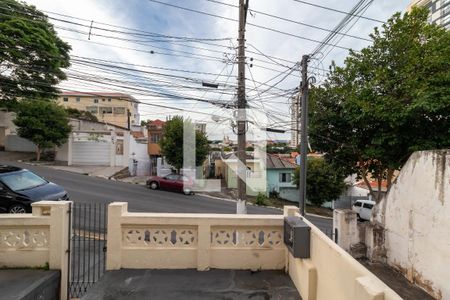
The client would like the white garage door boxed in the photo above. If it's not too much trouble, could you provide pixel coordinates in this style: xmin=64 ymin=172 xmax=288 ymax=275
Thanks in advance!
xmin=72 ymin=141 xmax=111 ymax=165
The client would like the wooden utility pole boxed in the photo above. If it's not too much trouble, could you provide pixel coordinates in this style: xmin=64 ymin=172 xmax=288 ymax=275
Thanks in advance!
xmin=236 ymin=0 xmax=249 ymax=214
xmin=298 ymin=54 xmax=310 ymax=216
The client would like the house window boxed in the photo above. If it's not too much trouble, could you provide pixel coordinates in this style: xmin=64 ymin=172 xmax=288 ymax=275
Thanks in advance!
xmin=76 ymin=97 xmax=81 ymax=102
xmin=102 ymin=98 xmax=106 ymax=102
xmin=108 ymin=98 xmax=112 ymax=102
xmin=279 ymin=173 xmax=292 ymax=183
xmin=94 ymin=98 xmax=99 ymax=103
xmin=86 ymin=106 xmax=98 ymax=114
xmin=150 ymin=134 xmax=160 ymax=143
xmin=113 ymin=107 xmax=126 ymax=114
xmin=63 ymin=97 xmax=69 ymax=102
xmin=100 ymin=107 xmax=113 ymax=114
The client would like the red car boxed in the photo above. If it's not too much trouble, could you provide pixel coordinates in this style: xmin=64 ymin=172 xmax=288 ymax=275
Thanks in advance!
xmin=146 ymin=174 xmax=194 ymax=195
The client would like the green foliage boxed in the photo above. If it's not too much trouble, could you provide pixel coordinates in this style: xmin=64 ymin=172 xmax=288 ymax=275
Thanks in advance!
xmin=255 ymin=192 xmax=267 ymax=206
xmin=65 ymin=107 xmax=98 ymax=122
xmin=223 ymin=146 xmax=232 ymax=152
xmin=14 ymin=100 xmax=71 ymax=161
xmin=293 ymin=158 xmax=346 ymax=207
xmin=267 ymin=142 xmax=291 ymax=154
xmin=245 ymin=146 xmax=254 ymax=151
xmin=0 ymin=0 xmax=71 ymax=101
xmin=309 ymin=8 xmax=450 ymax=200
xmin=141 ymin=120 xmax=149 ymax=127
xmin=159 ymin=116 xmax=210 ymax=171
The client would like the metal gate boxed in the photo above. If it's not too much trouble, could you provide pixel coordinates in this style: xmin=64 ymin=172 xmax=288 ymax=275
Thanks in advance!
xmin=68 ymin=202 xmax=108 ymax=298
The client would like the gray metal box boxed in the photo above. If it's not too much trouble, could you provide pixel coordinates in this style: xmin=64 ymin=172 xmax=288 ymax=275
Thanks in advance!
xmin=284 ymin=216 xmax=311 ymax=258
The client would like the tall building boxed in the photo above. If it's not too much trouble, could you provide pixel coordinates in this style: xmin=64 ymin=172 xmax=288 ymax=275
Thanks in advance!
xmin=57 ymin=92 xmax=140 ymax=128
xmin=290 ymin=94 xmax=300 ymax=148
xmin=408 ymin=0 xmax=450 ymax=29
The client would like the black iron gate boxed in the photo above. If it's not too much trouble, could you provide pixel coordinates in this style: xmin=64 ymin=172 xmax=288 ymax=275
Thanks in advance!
xmin=68 ymin=202 xmax=108 ymax=298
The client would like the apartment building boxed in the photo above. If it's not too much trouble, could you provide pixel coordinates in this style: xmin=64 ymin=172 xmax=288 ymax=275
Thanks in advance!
xmin=408 ymin=0 xmax=450 ymax=29
xmin=57 ymin=92 xmax=140 ymax=128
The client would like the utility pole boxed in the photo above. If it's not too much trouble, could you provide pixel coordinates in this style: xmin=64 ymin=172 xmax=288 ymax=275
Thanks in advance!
xmin=236 ymin=0 xmax=249 ymax=214
xmin=298 ymin=54 xmax=310 ymax=216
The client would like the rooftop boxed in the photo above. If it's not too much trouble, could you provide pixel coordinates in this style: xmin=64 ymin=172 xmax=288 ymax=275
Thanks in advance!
xmin=60 ymin=91 xmax=137 ymax=101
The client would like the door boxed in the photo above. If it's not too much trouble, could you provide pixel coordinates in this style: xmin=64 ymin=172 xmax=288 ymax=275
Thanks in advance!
xmin=160 ymin=174 xmax=178 ymax=190
xmin=361 ymin=203 xmax=374 ymax=220
xmin=72 ymin=141 xmax=111 ymax=165
xmin=0 ymin=183 xmax=14 ymax=213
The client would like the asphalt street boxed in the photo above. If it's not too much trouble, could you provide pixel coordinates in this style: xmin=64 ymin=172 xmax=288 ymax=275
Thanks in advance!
xmin=2 ymin=160 xmax=333 ymax=232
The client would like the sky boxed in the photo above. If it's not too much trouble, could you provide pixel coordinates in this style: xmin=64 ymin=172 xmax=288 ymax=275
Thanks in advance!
xmin=22 ymin=0 xmax=411 ymax=141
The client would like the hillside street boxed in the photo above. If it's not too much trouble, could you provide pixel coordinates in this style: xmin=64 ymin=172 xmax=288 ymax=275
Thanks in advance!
xmin=0 ymin=155 xmax=332 ymax=233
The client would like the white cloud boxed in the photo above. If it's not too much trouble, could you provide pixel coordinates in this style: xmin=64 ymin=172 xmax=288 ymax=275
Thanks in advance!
xmin=23 ymin=0 xmax=410 ymax=140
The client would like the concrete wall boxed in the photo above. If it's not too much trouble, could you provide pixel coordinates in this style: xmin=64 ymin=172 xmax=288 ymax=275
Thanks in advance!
xmin=5 ymin=135 xmax=37 ymax=152
xmin=285 ymin=207 xmax=401 ymax=300
xmin=374 ymin=150 xmax=450 ymax=299
xmin=0 ymin=201 xmax=71 ymax=300
xmin=129 ymin=137 xmax=150 ymax=176
xmin=106 ymin=202 xmax=285 ymax=271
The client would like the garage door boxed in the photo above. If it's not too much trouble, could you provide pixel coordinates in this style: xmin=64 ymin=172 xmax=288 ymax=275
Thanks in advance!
xmin=72 ymin=141 xmax=111 ymax=165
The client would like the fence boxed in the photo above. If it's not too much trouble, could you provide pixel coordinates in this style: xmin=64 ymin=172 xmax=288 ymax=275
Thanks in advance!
xmin=106 ymin=202 xmax=285 ymax=271
xmin=69 ymin=202 xmax=108 ymax=298
xmin=0 ymin=201 xmax=71 ymax=300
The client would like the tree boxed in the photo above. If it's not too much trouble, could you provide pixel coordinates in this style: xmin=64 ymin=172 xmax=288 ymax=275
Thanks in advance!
xmin=14 ymin=100 xmax=71 ymax=161
xmin=293 ymin=158 xmax=346 ymax=207
xmin=65 ymin=107 xmax=98 ymax=122
xmin=159 ymin=116 xmax=210 ymax=172
xmin=309 ymin=8 xmax=450 ymax=202
xmin=0 ymin=0 xmax=71 ymax=101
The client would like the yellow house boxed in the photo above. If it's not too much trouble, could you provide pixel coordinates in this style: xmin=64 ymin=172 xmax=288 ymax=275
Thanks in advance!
xmin=57 ymin=92 xmax=140 ymax=128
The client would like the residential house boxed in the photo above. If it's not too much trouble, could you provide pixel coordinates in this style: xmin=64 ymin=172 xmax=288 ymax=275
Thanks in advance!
xmin=55 ymin=118 xmax=131 ymax=167
xmin=221 ymin=152 xmax=266 ymax=196
xmin=147 ymin=119 xmax=171 ymax=176
xmin=266 ymin=153 xmax=298 ymax=202
xmin=0 ymin=109 xmax=37 ymax=152
xmin=57 ymin=92 xmax=140 ymax=128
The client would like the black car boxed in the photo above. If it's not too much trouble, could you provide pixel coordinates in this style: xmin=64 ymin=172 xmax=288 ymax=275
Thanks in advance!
xmin=0 ymin=165 xmax=68 ymax=213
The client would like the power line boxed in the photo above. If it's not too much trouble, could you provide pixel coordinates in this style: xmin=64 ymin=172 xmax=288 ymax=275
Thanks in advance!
xmin=292 ymin=0 xmax=384 ymax=23
xmin=204 ymin=0 xmax=371 ymax=42
xmin=147 ymin=0 xmax=352 ymax=51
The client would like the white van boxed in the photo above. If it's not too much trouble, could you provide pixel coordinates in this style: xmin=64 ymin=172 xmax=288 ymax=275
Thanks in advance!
xmin=352 ymin=200 xmax=375 ymax=221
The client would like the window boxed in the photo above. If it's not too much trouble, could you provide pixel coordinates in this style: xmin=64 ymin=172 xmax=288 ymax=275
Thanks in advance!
xmin=353 ymin=201 xmax=362 ymax=207
xmin=94 ymin=98 xmax=99 ymax=103
xmin=76 ymin=97 xmax=81 ymax=102
xmin=100 ymin=107 xmax=113 ymax=114
xmin=279 ymin=172 xmax=291 ymax=183
xmin=150 ymin=134 xmax=160 ymax=143
xmin=0 ymin=170 xmax=47 ymax=192
xmin=363 ymin=203 xmax=374 ymax=209
xmin=164 ymin=174 xmax=178 ymax=181
xmin=108 ymin=98 xmax=112 ymax=102
xmin=63 ymin=97 xmax=69 ymax=102
xmin=113 ymin=107 xmax=126 ymax=114
xmin=86 ymin=106 xmax=98 ymax=114
xmin=102 ymin=98 xmax=106 ymax=102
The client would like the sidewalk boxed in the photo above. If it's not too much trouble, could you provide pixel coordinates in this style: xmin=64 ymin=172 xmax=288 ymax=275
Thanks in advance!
xmin=46 ymin=165 xmax=125 ymax=179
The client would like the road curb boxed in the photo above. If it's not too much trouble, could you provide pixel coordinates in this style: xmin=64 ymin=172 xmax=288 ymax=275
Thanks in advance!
xmin=305 ymin=213 xmax=333 ymax=220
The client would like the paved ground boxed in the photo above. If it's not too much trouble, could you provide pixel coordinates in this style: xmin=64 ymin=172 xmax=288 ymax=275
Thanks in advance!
xmin=82 ymin=269 xmax=301 ymax=300
xmin=0 ymin=270 xmax=60 ymax=300
xmin=0 ymin=154 xmax=332 ymax=232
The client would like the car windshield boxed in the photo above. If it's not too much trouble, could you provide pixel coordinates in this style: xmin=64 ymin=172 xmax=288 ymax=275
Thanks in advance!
xmin=0 ymin=170 xmax=47 ymax=192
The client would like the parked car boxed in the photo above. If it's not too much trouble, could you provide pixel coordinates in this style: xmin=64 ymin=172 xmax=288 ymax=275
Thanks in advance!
xmin=352 ymin=199 xmax=375 ymax=221
xmin=0 ymin=165 xmax=69 ymax=213
xmin=146 ymin=174 xmax=194 ymax=195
